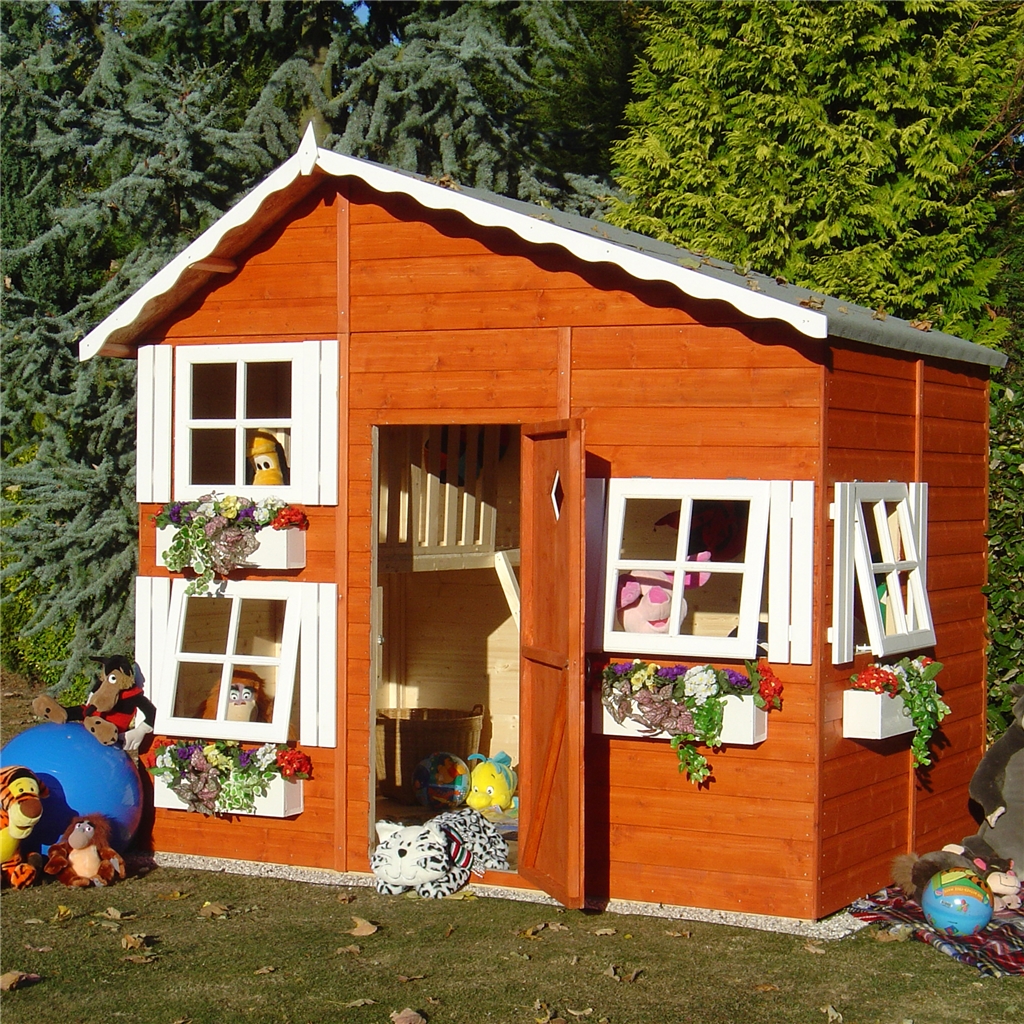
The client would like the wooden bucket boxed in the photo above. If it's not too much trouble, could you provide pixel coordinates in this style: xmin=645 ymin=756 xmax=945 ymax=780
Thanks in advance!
xmin=375 ymin=704 xmax=484 ymax=804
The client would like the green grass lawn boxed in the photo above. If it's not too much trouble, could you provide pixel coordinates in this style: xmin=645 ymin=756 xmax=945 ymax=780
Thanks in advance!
xmin=2 ymin=672 xmax=1022 ymax=1023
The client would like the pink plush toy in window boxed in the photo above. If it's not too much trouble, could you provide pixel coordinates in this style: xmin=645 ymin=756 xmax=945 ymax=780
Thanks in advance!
xmin=616 ymin=553 xmax=711 ymax=634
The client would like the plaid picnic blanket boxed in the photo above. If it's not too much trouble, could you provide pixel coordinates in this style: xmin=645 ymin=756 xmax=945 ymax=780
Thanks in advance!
xmin=849 ymin=887 xmax=1024 ymax=977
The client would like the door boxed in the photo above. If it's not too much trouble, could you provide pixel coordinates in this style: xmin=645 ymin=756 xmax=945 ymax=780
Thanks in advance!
xmin=518 ymin=420 xmax=586 ymax=907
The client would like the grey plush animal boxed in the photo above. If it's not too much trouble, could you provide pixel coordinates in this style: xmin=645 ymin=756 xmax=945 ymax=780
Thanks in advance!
xmin=961 ymin=684 xmax=1024 ymax=869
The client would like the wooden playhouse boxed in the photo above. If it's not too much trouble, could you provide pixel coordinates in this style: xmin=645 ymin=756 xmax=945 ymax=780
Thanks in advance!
xmin=80 ymin=127 xmax=1006 ymax=920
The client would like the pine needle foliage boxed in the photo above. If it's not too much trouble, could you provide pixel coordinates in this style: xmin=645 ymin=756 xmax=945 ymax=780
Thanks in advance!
xmin=2 ymin=1 xmax=639 ymax=691
xmin=609 ymin=0 xmax=1024 ymax=344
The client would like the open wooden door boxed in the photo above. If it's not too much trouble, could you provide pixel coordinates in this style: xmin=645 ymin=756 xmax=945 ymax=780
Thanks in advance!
xmin=518 ymin=420 xmax=586 ymax=908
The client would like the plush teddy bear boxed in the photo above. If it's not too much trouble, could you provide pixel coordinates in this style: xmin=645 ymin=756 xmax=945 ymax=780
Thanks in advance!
xmin=44 ymin=815 xmax=125 ymax=887
xmin=1 ymin=766 xmax=49 ymax=889
xmin=32 ymin=656 xmax=156 ymax=750
xmin=960 ymin=684 xmax=1024 ymax=869
xmin=370 ymin=808 xmax=509 ymax=898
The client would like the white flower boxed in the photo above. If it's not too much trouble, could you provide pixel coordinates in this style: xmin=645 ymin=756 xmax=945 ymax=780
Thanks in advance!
xmin=253 ymin=743 xmax=278 ymax=770
xmin=683 ymin=665 xmax=719 ymax=705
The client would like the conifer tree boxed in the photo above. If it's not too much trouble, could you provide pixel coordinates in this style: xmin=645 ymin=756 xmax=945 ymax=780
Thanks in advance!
xmin=609 ymin=0 xmax=1024 ymax=343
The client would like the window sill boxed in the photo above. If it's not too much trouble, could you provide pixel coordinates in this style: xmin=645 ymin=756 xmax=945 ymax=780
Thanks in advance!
xmin=153 ymin=774 xmax=304 ymax=817
xmin=155 ymin=525 xmax=307 ymax=571
xmin=842 ymin=690 xmax=915 ymax=740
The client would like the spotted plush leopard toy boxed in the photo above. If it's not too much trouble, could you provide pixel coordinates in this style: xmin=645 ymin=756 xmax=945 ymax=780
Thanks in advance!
xmin=370 ymin=807 xmax=509 ymax=898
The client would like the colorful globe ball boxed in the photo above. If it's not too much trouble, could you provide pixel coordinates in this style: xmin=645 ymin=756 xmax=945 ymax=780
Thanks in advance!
xmin=412 ymin=752 xmax=469 ymax=810
xmin=1 ymin=723 xmax=143 ymax=854
xmin=921 ymin=869 xmax=993 ymax=936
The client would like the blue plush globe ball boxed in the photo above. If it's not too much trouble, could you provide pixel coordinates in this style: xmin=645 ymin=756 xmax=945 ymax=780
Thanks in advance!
xmin=412 ymin=752 xmax=470 ymax=810
xmin=1 ymin=722 xmax=143 ymax=854
xmin=921 ymin=869 xmax=993 ymax=936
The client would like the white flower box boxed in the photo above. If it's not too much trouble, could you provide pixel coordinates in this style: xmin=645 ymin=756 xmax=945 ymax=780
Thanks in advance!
xmin=718 ymin=694 xmax=768 ymax=746
xmin=155 ymin=525 xmax=306 ymax=570
xmin=842 ymin=689 xmax=915 ymax=740
xmin=593 ymin=694 xmax=766 ymax=746
xmin=152 ymin=774 xmax=304 ymax=817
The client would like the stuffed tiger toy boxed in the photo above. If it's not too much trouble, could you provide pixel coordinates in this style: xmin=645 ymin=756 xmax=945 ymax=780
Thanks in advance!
xmin=1 ymin=765 xmax=49 ymax=889
xmin=370 ymin=807 xmax=509 ymax=898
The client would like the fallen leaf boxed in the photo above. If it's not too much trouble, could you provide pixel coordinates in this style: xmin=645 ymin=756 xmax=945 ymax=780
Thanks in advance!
xmin=23 ymin=919 xmax=44 ymax=926
xmin=254 ymin=966 xmax=275 ymax=975
xmin=171 ymin=1018 xmax=193 ymax=1024
xmin=52 ymin=905 xmax=74 ymax=923
xmin=625 ymin=968 xmax=643 ymax=983
xmin=1 ymin=971 xmax=42 ymax=992
xmin=602 ymin=964 xmax=620 ymax=981
xmin=100 ymin=922 xmax=121 ymax=931
xmin=123 ymin=954 xmax=157 ymax=964
xmin=442 ymin=890 xmax=476 ymax=900
xmin=512 ymin=951 xmax=531 ymax=960
xmin=397 ymin=974 xmax=425 ymax=983
xmin=534 ymin=1001 xmax=554 ymax=1023
xmin=521 ymin=923 xmax=547 ymax=939
xmin=820 ymin=1006 xmax=843 ymax=1024
xmin=344 ymin=998 xmax=375 ymax=1007
xmin=443 ymin=924 xmax=454 ymax=938
xmin=665 ymin=929 xmax=691 ymax=938
xmin=94 ymin=906 xmax=133 ymax=920
xmin=593 ymin=928 xmax=616 ymax=936
xmin=23 ymin=944 xmax=53 ymax=953
xmin=567 ymin=1010 xmax=593 ymax=1018
xmin=158 ymin=891 xmax=189 ymax=900
xmin=570 ymin=955 xmax=580 ymax=965
xmin=336 ymin=892 xmax=356 ymax=904
xmin=753 ymin=983 xmax=780 ymax=992
xmin=547 ymin=922 xmax=570 ymax=932
xmin=198 ymin=902 xmax=230 ymax=919
xmin=347 ymin=916 xmax=378 ymax=936
xmin=335 ymin=944 xmax=361 ymax=955
xmin=873 ymin=925 xmax=912 ymax=943
xmin=390 ymin=1010 xmax=426 ymax=1024
xmin=427 ymin=995 xmax=441 ymax=1004
xmin=121 ymin=934 xmax=150 ymax=951
xmin=803 ymin=942 xmax=827 ymax=955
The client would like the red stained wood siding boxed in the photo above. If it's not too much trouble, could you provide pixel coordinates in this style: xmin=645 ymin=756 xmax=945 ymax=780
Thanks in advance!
xmin=138 ymin=177 xmax=992 ymax=921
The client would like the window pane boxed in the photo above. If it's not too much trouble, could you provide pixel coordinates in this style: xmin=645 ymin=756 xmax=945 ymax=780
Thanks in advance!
xmin=863 ymin=503 xmax=884 ymax=561
xmin=245 ymin=361 xmax=292 ymax=419
xmin=244 ymin=428 xmax=290 ymax=487
xmin=680 ymin=572 xmax=742 ymax=638
xmin=619 ymin=498 xmax=681 ymax=560
xmin=181 ymin=597 xmax=231 ymax=654
xmin=687 ymin=500 xmax=749 ymax=563
xmin=235 ymin=599 xmax=286 ymax=656
xmin=612 ymin=568 xmax=675 ymax=634
xmin=173 ymin=661 xmax=224 ymax=719
xmin=192 ymin=363 xmax=236 ymax=418
xmin=191 ymin=428 xmax=236 ymax=485
xmin=228 ymin=665 xmax=277 ymax=723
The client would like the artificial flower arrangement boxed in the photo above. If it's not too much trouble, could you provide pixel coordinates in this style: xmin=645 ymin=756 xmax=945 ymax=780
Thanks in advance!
xmin=141 ymin=738 xmax=313 ymax=816
xmin=154 ymin=493 xmax=309 ymax=596
xmin=849 ymin=656 xmax=950 ymax=767
xmin=601 ymin=659 xmax=783 ymax=785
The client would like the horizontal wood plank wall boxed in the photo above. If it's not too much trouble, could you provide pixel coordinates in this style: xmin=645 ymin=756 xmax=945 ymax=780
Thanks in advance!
xmin=142 ymin=184 xmax=343 ymax=867
xmin=344 ymin=182 xmax=825 ymax=912
xmin=818 ymin=346 xmax=989 ymax=916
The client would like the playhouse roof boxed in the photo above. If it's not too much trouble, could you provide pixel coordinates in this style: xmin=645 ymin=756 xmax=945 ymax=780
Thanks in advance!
xmin=80 ymin=125 xmax=1007 ymax=368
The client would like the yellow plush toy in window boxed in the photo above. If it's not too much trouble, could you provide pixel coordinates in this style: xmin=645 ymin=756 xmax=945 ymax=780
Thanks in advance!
xmin=247 ymin=430 xmax=286 ymax=486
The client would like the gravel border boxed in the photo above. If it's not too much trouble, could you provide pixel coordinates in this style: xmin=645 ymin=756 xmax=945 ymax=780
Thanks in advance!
xmin=149 ymin=851 xmax=865 ymax=940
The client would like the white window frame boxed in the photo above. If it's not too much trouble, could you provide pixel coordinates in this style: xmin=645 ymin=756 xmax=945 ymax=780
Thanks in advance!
xmin=602 ymin=478 xmax=772 ymax=660
xmin=150 ymin=577 xmax=337 ymax=746
xmin=831 ymin=481 xmax=935 ymax=664
xmin=152 ymin=340 xmax=338 ymax=505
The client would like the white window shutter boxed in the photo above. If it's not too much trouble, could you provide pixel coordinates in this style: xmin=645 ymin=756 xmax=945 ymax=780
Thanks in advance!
xmin=136 ymin=345 xmax=172 ymax=503
xmin=318 ymin=340 xmax=340 ymax=505
xmin=317 ymin=583 xmax=338 ymax=747
xmin=135 ymin=575 xmax=171 ymax=702
xmin=789 ymin=481 xmax=815 ymax=665
xmin=831 ymin=482 xmax=856 ymax=665
xmin=767 ymin=481 xmax=793 ymax=663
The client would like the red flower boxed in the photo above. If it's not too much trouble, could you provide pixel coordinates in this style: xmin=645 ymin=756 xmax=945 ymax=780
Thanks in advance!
xmin=276 ymin=748 xmax=313 ymax=779
xmin=271 ymin=506 xmax=309 ymax=532
xmin=756 ymin=659 xmax=784 ymax=710
xmin=850 ymin=664 xmax=900 ymax=696
xmin=139 ymin=742 xmax=170 ymax=769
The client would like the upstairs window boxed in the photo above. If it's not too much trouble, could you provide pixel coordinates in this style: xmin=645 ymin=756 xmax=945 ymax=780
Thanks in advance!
xmin=831 ymin=482 xmax=935 ymax=663
xmin=137 ymin=340 xmax=338 ymax=505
